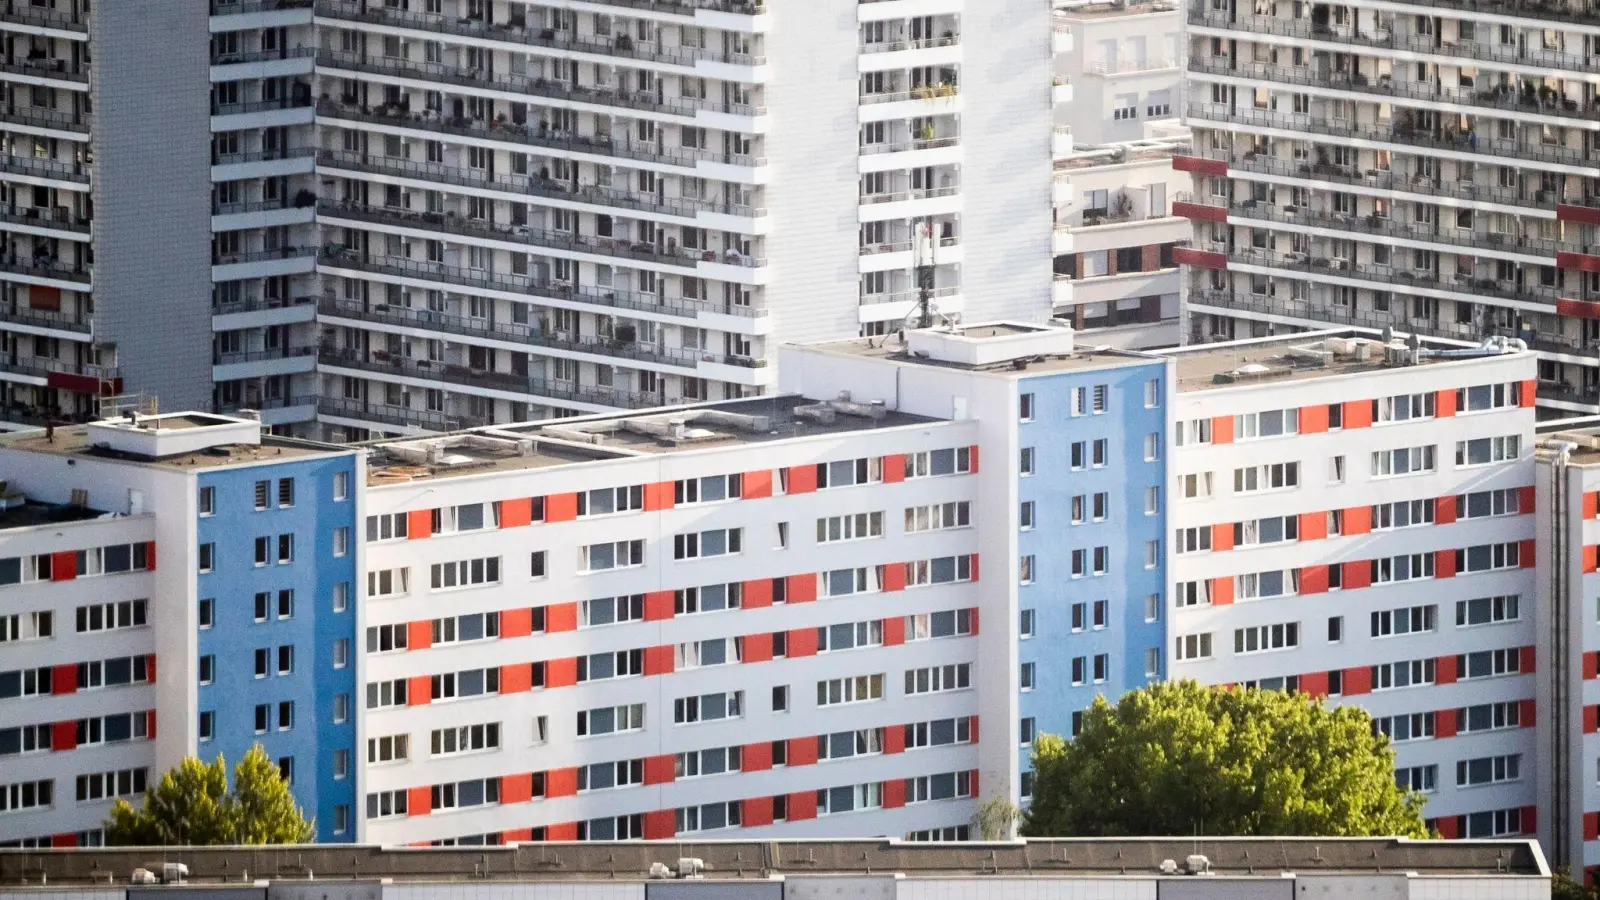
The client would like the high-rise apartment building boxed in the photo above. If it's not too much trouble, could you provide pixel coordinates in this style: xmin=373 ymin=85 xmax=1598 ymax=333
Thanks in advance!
xmin=1175 ymin=0 xmax=1600 ymax=416
xmin=0 ymin=0 xmax=1054 ymax=439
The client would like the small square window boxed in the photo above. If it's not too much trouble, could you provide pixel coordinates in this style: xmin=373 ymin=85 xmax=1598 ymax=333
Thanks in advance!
xmin=531 ymin=551 xmax=548 ymax=579
xmin=1144 ymin=378 xmax=1162 ymax=408
xmin=333 ymin=749 xmax=349 ymax=780
xmin=334 ymin=804 xmax=350 ymax=835
xmin=1019 ymin=716 xmax=1036 ymax=745
xmin=772 ymin=684 xmax=789 ymax=712
xmin=1020 ymin=608 xmax=1036 ymax=638
xmin=333 ymin=638 xmax=349 ymax=669
xmin=254 ymin=592 xmax=269 ymax=622
xmin=254 ymin=704 xmax=270 ymax=733
xmin=277 ymin=645 xmax=294 ymax=675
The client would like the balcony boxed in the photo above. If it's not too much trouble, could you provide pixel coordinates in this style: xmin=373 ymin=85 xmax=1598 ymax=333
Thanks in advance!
xmin=1191 ymin=58 xmax=1600 ymax=126
xmin=210 ymin=0 xmax=313 ymax=13
xmin=0 ymin=153 xmax=88 ymax=184
xmin=1221 ymin=245 xmax=1565 ymax=308
xmin=315 ymin=149 xmax=764 ymax=222
xmin=538 ymin=0 xmax=764 ymax=16
xmin=0 ymin=204 xmax=90 ymax=235
xmin=0 ymin=1 xmax=87 ymax=33
xmin=317 ymin=249 xmax=765 ymax=323
xmin=860 ymin=83 xmax=960 ymax=105
xmin=1224 ymin=151 xmax=1572 ymax=214
xmin=0 ymin=56 xmax=87 ymax=85
xmin=317 ymin=295 xmax=759 ymax=371
xmin=1087 ymin=58 xmax=1177 ymax=77
xmin=212 ymin=96 xmax=314 ymax=125
xmin=319 ymin=200 xmax=764 ymax=271
xmin=0 ymin=304 xmax=91 ymax=334
xmin=0 ymin=355 xmax=117 ymax=385
xmin=317 ymin=348 xmax=669 ymax=411
xmin=1187 ymin=7 xmax=1600 ymax=79
xmin=316 ymin=50 xmax=764 ymax=122
xmin=1350 ymin=0 xmax=1600 ymax=30
xmin=314 ymin=1 xmax=764 ymax=69
xmin=1188 ymin=288 xmax=1504 ymax=343
xmin=214 ymin=345 xmax=315 ymax=367
xmin=1186 ymin=101 xmax=1595 ymax=172
xmin=0 ymin=104 xmax=88 ymax=134
xmin=860 ymin=35 xmax=959 ymax=55
xmin=1225 ymin=201 xmax=1568 ymax=261
xmin=0 ymin=254 xmax=89 ymax=284
xmin=212 ymin=245 xmax=318 ymax=280
xmin=315 ymin=397 xmax=482 ymax=434
xmin=314 ymin=100 xmax=763 ymax=172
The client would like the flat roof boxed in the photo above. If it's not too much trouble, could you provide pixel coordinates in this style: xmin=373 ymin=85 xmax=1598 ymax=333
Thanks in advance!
xmin=1054 ymin=144 xmax=1187 ymax=173
xmin=798 ymin=335 xmax=1157 ymax=377
xmin=363 ymin=396 xmax=945 ymax=486
xmin=0 ymin=838 xmax=1546 ymax=885
xmin=0 ymin=498 xmax=107 ymax=530
xmin=0 ymin=426 xmax=340 ymax=470
xmin=1164 ymin=331 xmax=1526 ymax=393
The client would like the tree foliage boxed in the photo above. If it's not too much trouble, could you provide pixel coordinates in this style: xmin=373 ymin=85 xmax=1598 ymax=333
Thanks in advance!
xmin=1022 ymin=680 xmax=1428 ymax=839
xmin=106 ymin=744 xmax=313 ymax=845
xmin=1552 ymin=870 xmax=1598 ymax=900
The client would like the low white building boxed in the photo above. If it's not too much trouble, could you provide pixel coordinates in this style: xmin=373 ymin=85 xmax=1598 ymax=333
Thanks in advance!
xmin=1052 ymin=0 xmax=1182 ymax=146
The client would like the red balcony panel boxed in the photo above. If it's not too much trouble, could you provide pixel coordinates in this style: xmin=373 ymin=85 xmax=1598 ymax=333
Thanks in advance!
xmin=741 ymin=470 xmax=773 ymax=499
xmin=743 ymin=797 xmax=774 ymax=828
xmin=50 ymin=833 xmax=77 ymax=848
xmin=51 ymin=720 xmax=76 ymax=751
xmin=642 ymin=482 xmax=675 ymax=512
xmin=1436 ymin=495 xmax=1458 ymax=525
xmin=1585 ymin=811 xmax=1600 ymax=842
xmin=498 ymin=497 xmax=533 ymax=528
xmin=786 ymin=465 xmax=817 ymax=494
xmin=1557 ymin=252 xmax=1600 ymax=273
xmin=643 ymin=755 xmax=675 ymax=786
xmin=1585 ymin=650 xmax=1599 ymax=680
xmin=1557 ymin=298 xmax=1600 ymax=320
xmin=51 ymin=664 xmax=76 ymax=695
xmin=1558 ymin=204 xmax=1600 ymax=226
xmin=742 ymin=632 xmax=773 ymax=663
xmin=883 ymin=454 xmax=906 ymax=483
xmin=501 ymin=773 xmax=534 ymax=804
xmin=1173 ymin=200 xmax=1228 ymax=223
xmin=742 ymin=741 xmax=773 ymax=772
xmin=545 ymin=767 xmax=578 ymax=798
xmin=1172 ymin=247 xmax=1228 ymax=270
xmin=1299 ymin=671 xmax=1328 ymax=698
xmin=1436 ymin=655 xmax=1458 ymax=685
xmin=642 ymin=810 xmax=676 ymax=840
xmin=1172 ymin=155 xmax=1228 ymax=177
xmin=1300 ymin=404 xmax=1328 ymax=433
xmin=50 ymin=550 xmax=75 ymax=581
xmin=742 ymin=578 xmax=773 ymax=608
xmin=407 ymin=674 xmax=432 ymax=705
xmin=643 ymin=591 xmax=676 ymax=622
xmin=407 ymin=786 xmax=432 ymax=817
xmin=544 ymin=492 xmax=577 ymax=522
xmin=47 ymin=371 xmax=120 ymax=395
xmin=407 ymin=620 xmax=432 ymax=651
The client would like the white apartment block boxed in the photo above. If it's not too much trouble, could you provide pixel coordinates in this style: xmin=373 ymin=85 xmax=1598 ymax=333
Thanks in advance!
xmin=310 ymin=0 xmax=1054 ymax=441
xmin=1052 ymin=0 xmax=1181 ymax=146
xmin=1177 ymin=0 xmax=1600 ymax=418
xmin=1052 ymin=142 xmax=1192 ymax=348
xmin=1167 ymin=332 xmax=1541 ymax=839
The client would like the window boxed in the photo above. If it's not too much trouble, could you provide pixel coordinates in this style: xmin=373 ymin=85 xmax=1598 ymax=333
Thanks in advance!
xmin=1375 ymin=393 xmax=1435 ymax=423
xmin=75 ymin=768 xmax=147 ymax=802
xmin=675 ymin=474 xmax=742 ymax=504
xmin=675 ymin=583 xmax=739 ymax=615
xmin=75 ymin=600 xmax=145 ymax=633
xmin=1457 ymin=702 xmax=1522 ymax=733
xmin=1456 ymin=382 xmax=1521 ymax=412
xmin=674 ymin=690 xmax=743 ymax=722
xmin=333 ymin=527 xmax=349 ymax=557
xmin=198 ymin=487 xmax=214 ymax=516
xmin=1371 ymin=605 xmax=1438 ymax=637
xmin=822 ymin=566 xmax=881 ymax=596
xmin=277 ymin=478 xmax=295 ymax=507
xmin=333 ymin=639 xmax=348 ymax=669
xmin=1372 ymin=553 xmax=1436 ymax=584
xmin=905 ymin=555 xmax=976 ymax=586
xmin=906 ymin=447 xmax=973 ymax=478
xmin=1457 ymin=647 xmax=1522 ymax=679
xmin=1234 ymin=408 xmax=1299 ymax=439
xmin=333 ymin=750 xmax=348 ymax=780
xmin=904 ymin=502 xmax=970 ymax=532
xmin=431 ymin=723 xmax=500 ymax=757
xmin=818 ymin=782 xmax=885 ymax=815
xmin=581 ymin=594 xmax=644 ymax=628
xmin=333 ymin=693 xmax=349 ymax=724
xmin=581 ymin=539 xmax=644 ymax=571
xmin=1144 ymin=486 xmax=1161 ymax=515
xmin=1144 ymin=432 xmax=1161 ymax=461
xmin=1175 ymin=418 xmax=1211 ymax=446
xmin=577 ymin=703 xmax=645 ymax=737
xmin=199 ymin=712 xmax=213 ymax=741
xmin=75 ymin=656 xmax=152 ymax=690
xmin=817 ymin=456 xmax=883 ymax=488
xmin=677 ymin=801 xmax=742 ymax=833
xmin=1233 ymin=622 xmax=1300 ymax=654
xmin=430 ymin=556 xmax=502 ymax=588
xmin=1234 ymin=515 xmax=1298 ymax=546
xmin=276 ymin=534 xmax=293 ymax=563
xmin=577 ymin=485 xmax=644 ymax=517
xmin=1092 ymin=384 xmax=1108 ymax=413
xmin=1462 ymin=808 xmax=1525 ymax=838
xmin=676 ymin=638 xmax=741 ymax=668
xmin=1071 ymin=387 xmax=1088 ymax=416
xmin=1235 ymin=569 xmax=1298 ymax=599
xmin=254 ymin=480 xmax=270 ymax=510
xmin=1020 ymin=447 xmax=1034 ymax=475
xmin=1233 ymin=462 xmax=1300 ymax=493
xmin=0 ymin=667 xmax=53 ymax=700
xmin=817 ymin=621 xmax=884 ymax=653
xmin=530 ymin=550 xmax=547 ymax=578
xmin=1457 ymin=754 xmax=1521 ymax=787
xmin=366 ymin=513 xmax=409 ymax=542
xmin=432 ymin=612 xmax=500 ymax=644
xmin=1093 ymin=654 xmax=1108 ymax=682
xmin=1020 ymin=609 xmax=1036 ymax=638
xmin=906 ymin=609 xmax=974 ymax=640
xmin=277 ymin=645 xmax=294 ymax=675
xmin=0 ymin=779 xmax=53 ymax=812
xmin=1174 ymin=527 xmax=1211 ymax=554
xmin=817 ymin=512 xmax=884 ymax=543
xmin=1020 ymin=393 xmax=1035 ymax=421
xmin=1372 ymin=713 xmax=1434 ymax=742
xmin=1174 ymin=632 xmax=1213 ymax=661
xmin=368 ymin=734 xmax=410 ymax=764
xmin=1145 ymin=593 xmax=1161 ymax=620
xmin=1329 ymin=455 xmax=1346 ymax=483
xmin=1373 ymin=499 xmax=1435 ymax=530
xmin=432 ymin=778 xmax=501 ymax=810
xmin=1071 ymin=441 xmax=1086 ymax=469
xmin=198 ymin=599 xmax=213 ymax=629
xmin=277 ymin=589 xmax=293 ymax=619
xmin=1458 ymin=542 xmax=1522 ymax=573
xmin=366 ymin=789 xmax=408 ymax=820
xmin=675 ymin=527 xmax=743 ymax=559
xmin=1144 ymin=378 xmax=1162 ymax=407
xmin=1092 ymin=439 xmax=1108 ymax=467
xmin=903 ymin=663 xmax=971 ymax=695
xmin=1176 ymin=472 xmax=1215 ymax=499
xmin=199 ymin=543 xmax=215 ymax=572
xmin=431 ymin=667 xmax=501 ymax=700
xmin=1175 ymin=581 xmax=1211 ymax=607
xmin=199 ymin=655 xmax=215 ymax=684
xmin=1372 ymin=658 xmax=1436 ymax=690
xmin=1456 ymin=595 xmax=1520 ymax=626
xmin=1396 ymin=765 xmax=1438 ymax=793
xmin=1458 ymin=488 xmax=1522 ymax=519
xmin=368 ymin=567 xmax=409 ymax=597
xmin=1371 ymin=445 xmax=1437 ymax=477
xmin=334 ymin=471 xmax=349 ymax=501
xmin=1455 ymin=435 xmax=1521 ymax=467
xmin=366 ymin=679 xmax=409 ymax=709
xmin=1144 ymin=648 xmax=1160 ymax=677
xmin=818 ymin=729 xmax=884 ymax=762
xmin=904 ymin=717 xmax=974 ymax=750
xmin=1020 ymin=663 xmax=1036 ymax=692
xmin=772 ymin=685 xmax=789 ymax=712
xmin=366 ymin=624 xmax=408 ymax=653
xmin=1019 ymin=501 xmax=1035 ymax=530
xmin=277 ymin=701 xmax=294 ymax=730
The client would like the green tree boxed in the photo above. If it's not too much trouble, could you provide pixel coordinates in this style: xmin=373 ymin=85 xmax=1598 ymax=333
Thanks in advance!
xmin=1022 ymin=680 xmax=1427 ymax=839
xmin=1552 ymin=870 xmax=1598 ymax=900
xmin=105 ymin=744 xmax=313 ymax=845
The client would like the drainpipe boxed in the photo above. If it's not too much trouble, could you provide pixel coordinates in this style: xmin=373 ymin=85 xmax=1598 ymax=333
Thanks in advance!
xmin=1548 ymin=439 xmax=1577 ymax=868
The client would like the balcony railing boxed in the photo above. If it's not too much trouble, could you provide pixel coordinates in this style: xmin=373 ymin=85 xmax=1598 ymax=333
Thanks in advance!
xmin=314 ymin=0 xmax=763 ymax=68
xmin=213 ymin=246 xmax=318 ymax=266
xmin=1217 ymin=245 xmax=1565 ymax=307
xmin=1226 ymin=201 xmax=1572 ymax=259
xmin=0 ymin=255 xmax=89 ymax=283
xmin=1191 ymin=57 xmax=1600 ymax=126
xmin=0 ymin=1 xmax=87 ymax=31
xmin=860 ymin=185 xmax=960 ymax=205
xmin=859 ymin=235 xmax=960 ymax=256
xmin=317 ymin=348 xmax=669 ymax=410
xmin=215 ymin=346 xmax=315 ymax=366
xmin=0 ymin=355 xmax=116 ymax=381
xmin=860 ymin=84 xmax=960 ymax=105
xmin=544 ymin=0 xmax=763 ymax=16
xmin=317 ymin=295 xmax=760 ymax=370
xmin=859 ymin=36 xmax=960 ymax=55
xmin=0 ymin=304 xmax=91 ymax=334
xmin=315 ymin=149 xmax=763 ymax=220
xmin=213 ymin=46 xmax=317 ymax=66
xmin=210 ymin=0 xmax=313 ymax=14
xmin=315 ymin=100 xmax=763 ymax=171
xmin=1088 ymin=57 xmax=1177 ymax=76
xmin=1186 ymin=101 xmax=1595 ymax=171
xmin=317 ymin=50 xmax=763 ymax=120
xmin=0 ymin=57 xmax=88 ymax=83
xmin=1347 ymin=0 xmax=1600 ymax=29
xmin=860 ymin=285 xmax=960 ymax=306
xmin=214 ymin=197 xmax=315 ymax=216
xmin=317 ymin=248 xmax=766 ymax=321
xmin=213 ymin=146 xmax=316 ymax=167
xmin=0 ymin=105 xmax=88 ymax=133
xmin=1225 ymin=152 xmax=1576 ymax=213
xmin=0 ymin=154 xmax=88 ymax=183
xmin=315 ymin=397 xmax=480 ymax=432
xmin=212 ymin=96 xmax=314 ymax=117
xmin=212 ymin=294 xmax=317 ymax=316
xmin=1187 ymin=7 xmax=1600 ymax=79
xmin=0 ymin=205 xmax=89 ymax=233
xmin=858 ymin=136 xmax=960 ymax=155
xmin=319 ymin=200 xmax=764 ymax=270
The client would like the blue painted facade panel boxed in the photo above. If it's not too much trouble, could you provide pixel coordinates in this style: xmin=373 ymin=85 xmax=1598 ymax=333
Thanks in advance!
xmin=195 ymin=456 xmax=358 ymax=842
xmin=1015 ymin=362 xmax=1167 ymax=789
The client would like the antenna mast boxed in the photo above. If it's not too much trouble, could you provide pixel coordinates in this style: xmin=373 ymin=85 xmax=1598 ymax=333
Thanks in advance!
xmin=913 ymin=216 xmax=936 ymax=329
